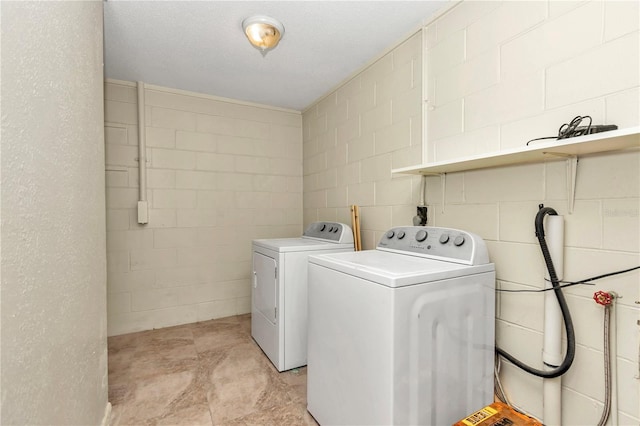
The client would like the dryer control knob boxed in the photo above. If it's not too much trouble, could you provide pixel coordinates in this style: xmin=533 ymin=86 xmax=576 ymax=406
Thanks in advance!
xmin=454 ymin=235 xmax=465 ymax=246
xmin=328 ymin=226 xmax=334 ymax=232
xmin=397 ymin=231 xmax=405 ymax=239
xmin=320 ymin=224 xmax=326 ymax=231
xmin=333 ymin=227 xmax=339 ymax=233
xmin=439 ymin=234 xmax=449 ymax=244
xmin=415 ymin=230 xmax=428 ymax=242
xmin=386 ymin=230 xmax=395 ymax=239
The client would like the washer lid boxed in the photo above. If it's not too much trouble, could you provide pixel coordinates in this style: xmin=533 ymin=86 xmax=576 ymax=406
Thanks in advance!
xmin=308 ymin=250 xmax=494 ymax=287
xmin=253 ymin=237 xmax=354 ymax=253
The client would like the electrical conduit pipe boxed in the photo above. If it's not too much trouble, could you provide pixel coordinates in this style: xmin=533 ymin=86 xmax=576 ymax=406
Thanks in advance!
xmin=137 ymin=81 xmax=148 ymax=224
xmin=543 ymin=215 xmax=564 ymax=425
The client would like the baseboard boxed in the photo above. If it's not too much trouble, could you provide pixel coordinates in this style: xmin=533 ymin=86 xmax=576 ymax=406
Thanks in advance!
xmin=101 ymin=402 xmax=112 ymax=426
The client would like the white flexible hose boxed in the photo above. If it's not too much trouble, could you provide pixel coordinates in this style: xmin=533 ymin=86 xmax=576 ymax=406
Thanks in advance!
xmin=494 ymin=355 xmax=511 ymax=406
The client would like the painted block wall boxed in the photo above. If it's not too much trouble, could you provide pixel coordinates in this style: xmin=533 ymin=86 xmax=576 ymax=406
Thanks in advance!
xmin=426 ymin=0 xmax=640 ymax=161
xmin=424 ymin=1 xmax=639 ymax=424
xmin=302 ymin=1 xmax=639 ymax=424
xmin=303 ymin=32 xmax=425 ymax=247
xmin=105 ymin=82 xmax=303 ymax=336
xmin=1 ymin=2 xmax=110 ymax=424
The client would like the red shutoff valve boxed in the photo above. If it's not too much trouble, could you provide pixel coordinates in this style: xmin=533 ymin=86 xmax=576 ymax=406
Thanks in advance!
xmin=593 ymin=291 xmax=613 ymax=306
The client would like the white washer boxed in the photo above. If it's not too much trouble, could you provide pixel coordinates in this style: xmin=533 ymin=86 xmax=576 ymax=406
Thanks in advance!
xmin=307 ymin=226 xmax=495 ymax=426
xmin=252 ymin=222 xmax=354 ymax=372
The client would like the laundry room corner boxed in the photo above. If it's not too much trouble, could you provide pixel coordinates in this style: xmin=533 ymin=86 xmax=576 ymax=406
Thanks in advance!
xmin=104 ymin=81 xmax=304 ymax=336
xmin=301 ymin=1 xmax=639 ymax=423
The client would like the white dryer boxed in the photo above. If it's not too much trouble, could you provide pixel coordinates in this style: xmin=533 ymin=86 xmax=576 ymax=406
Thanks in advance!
xmin=252 ymin=222 xmax=354 ymax=372
xmin=307 ymin=226 xmax=495 ymax=426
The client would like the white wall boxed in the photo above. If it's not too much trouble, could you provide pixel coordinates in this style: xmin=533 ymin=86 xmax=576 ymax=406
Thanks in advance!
xmin=302 ymin=1 xmax=639 ymax=424
xmin=105 ymin=82 xmax=303 ymax=335
xmin=1 ymin=2 xmax=110 ymax=424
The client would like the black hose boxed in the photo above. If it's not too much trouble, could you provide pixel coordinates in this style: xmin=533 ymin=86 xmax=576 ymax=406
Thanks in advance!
xmin=496 ymin=204 xmax=576 ymax=378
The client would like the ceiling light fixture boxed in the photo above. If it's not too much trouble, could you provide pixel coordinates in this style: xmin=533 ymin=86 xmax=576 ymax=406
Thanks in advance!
xmin=242 ymin=15 xmax=285 ymax=57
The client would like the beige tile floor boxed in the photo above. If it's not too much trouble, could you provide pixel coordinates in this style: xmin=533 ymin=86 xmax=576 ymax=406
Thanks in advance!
xmin=108 ymin=314 xmax=318 ymax=425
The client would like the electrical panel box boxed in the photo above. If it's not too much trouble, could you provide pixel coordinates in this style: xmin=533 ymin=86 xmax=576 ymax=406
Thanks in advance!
xmin=137 ymin=200 xmax=149 ymax=224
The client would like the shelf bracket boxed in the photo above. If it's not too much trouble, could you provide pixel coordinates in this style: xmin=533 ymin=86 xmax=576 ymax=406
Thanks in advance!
xmin=544 ymin=152 xmax=578 ymax=214
xmin=566 ymin=156 xmax=578 ymax=214
xmin=440 ymin=173 xmax=446 ymax=214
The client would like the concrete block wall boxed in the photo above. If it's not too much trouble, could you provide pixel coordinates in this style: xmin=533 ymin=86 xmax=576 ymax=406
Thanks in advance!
xmin=426 ymin=0 xmax=639 ymax=160
xmin=302 ymin=32 xmax=424 ymax=248
xmin=303 ymin=1 xmax=639 ymax=424
xmin=425 ymin=1 xmax=639 ymax=424
xmin=105 ymin=81 xmax=302 ymax=335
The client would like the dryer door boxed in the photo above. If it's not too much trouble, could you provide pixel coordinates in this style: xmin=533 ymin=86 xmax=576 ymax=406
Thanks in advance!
xmin=253 ymin=252 xmax=277 ymax=324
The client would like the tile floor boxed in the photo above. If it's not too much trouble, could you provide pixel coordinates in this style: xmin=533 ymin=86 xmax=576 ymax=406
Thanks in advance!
xmin=108 ymin=314 xmax=318 ymax=425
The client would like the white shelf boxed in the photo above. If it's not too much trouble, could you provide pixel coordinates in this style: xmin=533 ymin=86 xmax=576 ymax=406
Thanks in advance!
xmin=392 ymin=127 xmax=640 ymax=175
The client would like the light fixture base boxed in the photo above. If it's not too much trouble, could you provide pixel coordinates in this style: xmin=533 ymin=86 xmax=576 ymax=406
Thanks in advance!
xmin=242 ymin=15 xmax=285 ymax=55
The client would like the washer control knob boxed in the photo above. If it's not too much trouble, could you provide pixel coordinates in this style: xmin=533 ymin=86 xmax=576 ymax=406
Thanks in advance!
xmin=397 ymin=231 xmax=405 ymax=239
xmin=386 ymin=230 xmax=395 ymax=239
xmin=454 ymin=235 xmax=465 ymax=246
xmin=320 ymin=224 xmax=326 ymax=231
xmin=328 ymin=226 xmax=334 ymax=232
xmin=333 ymin=227 xmax=339 ymax=233
xmin=415 ymin=230 xmax=428 ymax=242
xmin=439 ymin=234 xmax=449 ymax=244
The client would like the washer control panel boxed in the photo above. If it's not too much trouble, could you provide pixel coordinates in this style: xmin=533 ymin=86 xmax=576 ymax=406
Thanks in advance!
xmin=303 ymin=222 xmax=354 ymax=244
xmin=377 ymin=226 xmax=489 ymax=265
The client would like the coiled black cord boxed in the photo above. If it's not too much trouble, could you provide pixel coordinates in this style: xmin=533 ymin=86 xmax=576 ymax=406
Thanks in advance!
xmin=495 ymin=205 xmax=576 ymax=378
xmin=558 ymin=115 xmax=592 ymax=139
xmin=526 ymin=115 xmax=593 ymax=146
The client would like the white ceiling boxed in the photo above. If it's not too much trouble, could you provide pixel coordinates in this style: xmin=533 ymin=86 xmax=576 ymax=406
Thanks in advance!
xmin=103 ymin=1 xmax=447 ymax=111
